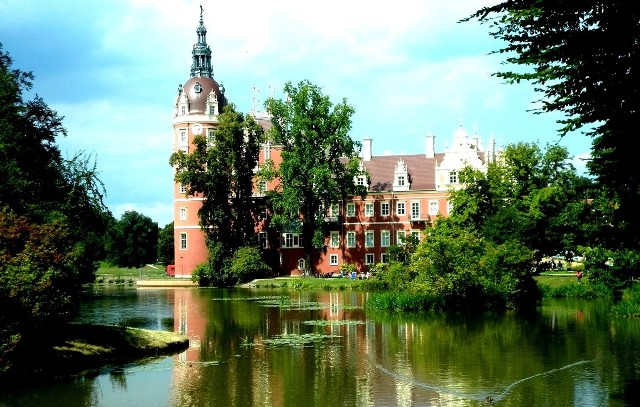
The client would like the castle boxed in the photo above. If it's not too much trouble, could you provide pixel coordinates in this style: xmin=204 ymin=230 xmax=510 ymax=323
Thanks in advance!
xmin=171 ymin=10 xmax=496 ymax=278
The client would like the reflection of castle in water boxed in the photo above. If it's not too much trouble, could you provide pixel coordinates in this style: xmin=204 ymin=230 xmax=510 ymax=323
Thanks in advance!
xmin=166 ymin=287 xmax=604 ymax=405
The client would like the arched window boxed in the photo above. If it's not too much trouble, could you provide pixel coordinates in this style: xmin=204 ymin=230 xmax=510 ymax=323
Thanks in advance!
xmin=297 ymin=258 xmax=306 ymax=271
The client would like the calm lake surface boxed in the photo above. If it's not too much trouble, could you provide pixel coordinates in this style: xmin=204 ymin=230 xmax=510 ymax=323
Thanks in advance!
xmin=2 ymin=285 xmax=640 ymax=406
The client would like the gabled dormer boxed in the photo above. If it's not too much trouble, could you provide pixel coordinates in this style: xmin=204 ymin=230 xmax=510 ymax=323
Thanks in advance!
xmin=175 ymin=85 xmax=190 ymax=118
xmin=354 ymin=161 xmax=369 ymax=189
xmin=393 ymin=158 xmax=410 ymax=192
xmin=206 ymin=90 xmax=219 ymax=116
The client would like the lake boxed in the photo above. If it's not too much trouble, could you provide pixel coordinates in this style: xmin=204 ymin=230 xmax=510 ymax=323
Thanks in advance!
xmin=1 ymin=285 xmax=639 ymax=406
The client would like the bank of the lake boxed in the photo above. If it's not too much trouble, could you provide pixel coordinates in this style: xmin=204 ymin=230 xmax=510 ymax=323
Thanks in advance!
xmin=1 ymin=323 xmax=188 ymax=388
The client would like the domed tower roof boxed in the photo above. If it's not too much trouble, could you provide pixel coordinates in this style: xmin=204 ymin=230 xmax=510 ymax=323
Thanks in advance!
xmin=182 ymin=76 xmax=226 ymax=114
xmin=175 ymin=6 xmax=227 ymax=115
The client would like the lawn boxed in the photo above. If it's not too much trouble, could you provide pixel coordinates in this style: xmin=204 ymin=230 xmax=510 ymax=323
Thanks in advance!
xmin=95 ymin=262 xmax=169 ymax=284
xmin=535 ymin=273 xmax=583 ymax=289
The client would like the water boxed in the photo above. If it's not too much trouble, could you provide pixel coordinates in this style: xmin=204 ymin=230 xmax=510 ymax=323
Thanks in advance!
xmin=2 ymin=287 xmax=640 ymax=406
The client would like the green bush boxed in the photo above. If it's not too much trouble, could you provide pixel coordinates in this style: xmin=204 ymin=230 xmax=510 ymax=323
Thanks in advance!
xmin=229 ymin=246 xmax=273 ymax=284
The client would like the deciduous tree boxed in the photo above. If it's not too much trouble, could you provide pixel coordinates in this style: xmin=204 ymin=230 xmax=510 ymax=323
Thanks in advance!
xmin=262 ymin=80 xmax=367 ymax=274
xmin=465 ymin=1 xmax=640 ymax=247
xmin=169 ymin=104 xmax=264 ymax=284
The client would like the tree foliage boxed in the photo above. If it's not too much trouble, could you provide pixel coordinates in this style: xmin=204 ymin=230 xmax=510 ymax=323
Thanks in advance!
xmin=169 ymin=104 xmax=265 ymax=285
xmin=262 ymin=80 xmax=367 ymax=273
xmin=0 ymin=44 xmax=108 ymax=371
xmin=465 ymin=1 xmax=640 ymax=248
xmin=409 ymin=226 xmax=538 ymax=310
xmin=449 ymin=142 xmax=589 ymax=259
xmin=157 ymin=222 xmax=174 ymax=267
xmin=105 ymin=211 xmax=158 ymax=268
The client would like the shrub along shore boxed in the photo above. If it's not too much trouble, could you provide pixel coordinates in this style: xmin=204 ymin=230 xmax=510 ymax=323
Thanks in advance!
xmin=0 ymin=323 xmax=188 ymax=388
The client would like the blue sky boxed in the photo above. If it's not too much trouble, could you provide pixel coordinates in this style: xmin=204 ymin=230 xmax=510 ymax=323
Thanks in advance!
xmin=0 ymin=0 xmax=591 ymax=227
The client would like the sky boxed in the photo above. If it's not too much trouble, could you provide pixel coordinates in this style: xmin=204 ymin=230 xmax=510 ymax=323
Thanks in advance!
xmin=0 ymin=0 xmax=592 ymax=227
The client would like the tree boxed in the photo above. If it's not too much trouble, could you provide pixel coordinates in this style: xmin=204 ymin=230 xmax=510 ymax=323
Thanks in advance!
xmin=169 ymin=104 xmax=264 ymax=284
xmin=262 ymin=80 xmax=368 ymax=274
xmin=157 ymin=222 xmax=174 ymax=267
xmin=465 ymin=1 xmax=640 ymax=248
xmin=0 ymin=44 xmax=108 ymax=371
xmin=449 ymin=142 xmax=586 ymax=259
xmin=105 ymin=211 xmax=158 ymax=268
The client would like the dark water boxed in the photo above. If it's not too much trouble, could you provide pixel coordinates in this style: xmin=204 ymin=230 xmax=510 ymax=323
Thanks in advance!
xmin=2 ymin=286 xmax=640 ymax=406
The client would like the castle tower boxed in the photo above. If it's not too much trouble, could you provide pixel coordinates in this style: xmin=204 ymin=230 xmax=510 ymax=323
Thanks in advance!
xmin=172 ymin=8 xmax=227 ymax=277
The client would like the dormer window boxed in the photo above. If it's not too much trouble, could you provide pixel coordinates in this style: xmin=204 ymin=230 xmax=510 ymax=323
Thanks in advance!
xmin=393 ymin=159 xmax=410 ymax=191
xmin=449 ymin=171 xmax=458 ymax=184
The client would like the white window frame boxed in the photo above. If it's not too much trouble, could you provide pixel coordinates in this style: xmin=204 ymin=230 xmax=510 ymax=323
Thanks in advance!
xmin=397 ymin=230 xmax=406 ymax=245
xmin=411 ymin=201 xmax=420 ymax=220
xmin=365 ymin=253 xmax=375 ymax=265
xmin=179 ymin=207 xmax=187 ymax=221
xmin=448 ymin=200 xmax=454 ymax=215
xmin=329 ymin=254 xmax=339 ymax=266
xmin=346 ymin=203 xmax=355 ymax=217
xmin=429 ymin=200 xmax=439 ymax=216
xmin=365 ymin=202 xmax=374 ymax=217
xmin=282 ymin=233 xmax=303 ymax=248
xmin=180 ymin=233 xmax=187 ymax=250
xmin=380 ymin=230 xmax=390 ymax=247
xmin=449 ymin=170 xmax=458 ymax=184
xmin=397 ymin=175 xmax=406 ymax=187
xmin=258 ymin=180 xmax=267 ymax=195
xmin=179 ymin=129 xmax=187 ymax=144
xmin=329 ymin=203 xmax=339 ymax=218
xmin=330 ymin=231 xmax=339 ymax=248
xmin=380 ymin=202 xmax=390 ymax=216
xmin=365 ymin=230 xmax=375 ymax=248
xmin=381 ymin=253 xmax=389 ymax=264
xmin=346 ymin=231 xmax=356 ymax=248
xmin=396 ymin=202 xmax=406 ymax=216
xmin=179 ymin=184 xmax=187 ymax=194
xmin=411 ymin=230 xmax=421 ymax=243
xmin=258 ymin=231 xmax=268 ymax=248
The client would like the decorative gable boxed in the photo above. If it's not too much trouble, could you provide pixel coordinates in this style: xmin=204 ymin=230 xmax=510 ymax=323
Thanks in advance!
xmin=206 ymin=90 xmax=219 ymax=116
xmin=393 ymin=159 xmax=410 ymax=192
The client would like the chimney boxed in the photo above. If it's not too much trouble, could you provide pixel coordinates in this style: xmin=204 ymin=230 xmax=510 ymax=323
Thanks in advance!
xmin=362 ymin=138 xmax=372 ymax=161
xmin=425 ymin=134 xmax=435 ymax=158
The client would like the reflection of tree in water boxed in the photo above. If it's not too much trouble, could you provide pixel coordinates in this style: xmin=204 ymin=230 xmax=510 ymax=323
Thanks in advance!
xmin=109 ymin=367 xmax=128 ymax=391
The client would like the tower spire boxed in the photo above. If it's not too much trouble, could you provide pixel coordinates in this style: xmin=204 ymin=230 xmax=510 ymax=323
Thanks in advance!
xmin=190 ymin=6 xmax=213 ymax=78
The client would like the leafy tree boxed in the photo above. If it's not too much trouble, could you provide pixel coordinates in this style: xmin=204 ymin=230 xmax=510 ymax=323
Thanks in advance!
xmin=465 ymin=1 xmax=640 ymax=248
xmin=449 ymin=142 xmax=585 ymax=258
xmin=157 ymin=222 xmax=174 ymax=267
xmin=106 ymin=211 xmax=158 ymax=268
xmin=169 ymin=104 xmax=264 ymax=285
xmin=0 ymin=44 xmax=108 ymax=372
xmin=262 ymin=80 xmax=367 ymax=274
xmin=409 ymin=224 xmax=537 ymax=310
xmin=581 ymin=246 xmax=640 ymax=301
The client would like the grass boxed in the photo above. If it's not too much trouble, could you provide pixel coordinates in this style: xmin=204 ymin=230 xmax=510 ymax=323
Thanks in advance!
xmin=2 ymin=323 xmax=188 ymax=386
xmin=245 ymin=275 xmax=381 ymax=290
xmin=94 ymin=262 xmax=170 ymax=285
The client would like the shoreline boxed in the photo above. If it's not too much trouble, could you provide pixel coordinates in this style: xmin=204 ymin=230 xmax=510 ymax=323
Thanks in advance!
xmin=0 ymin=323 xmax=189 ymax=389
